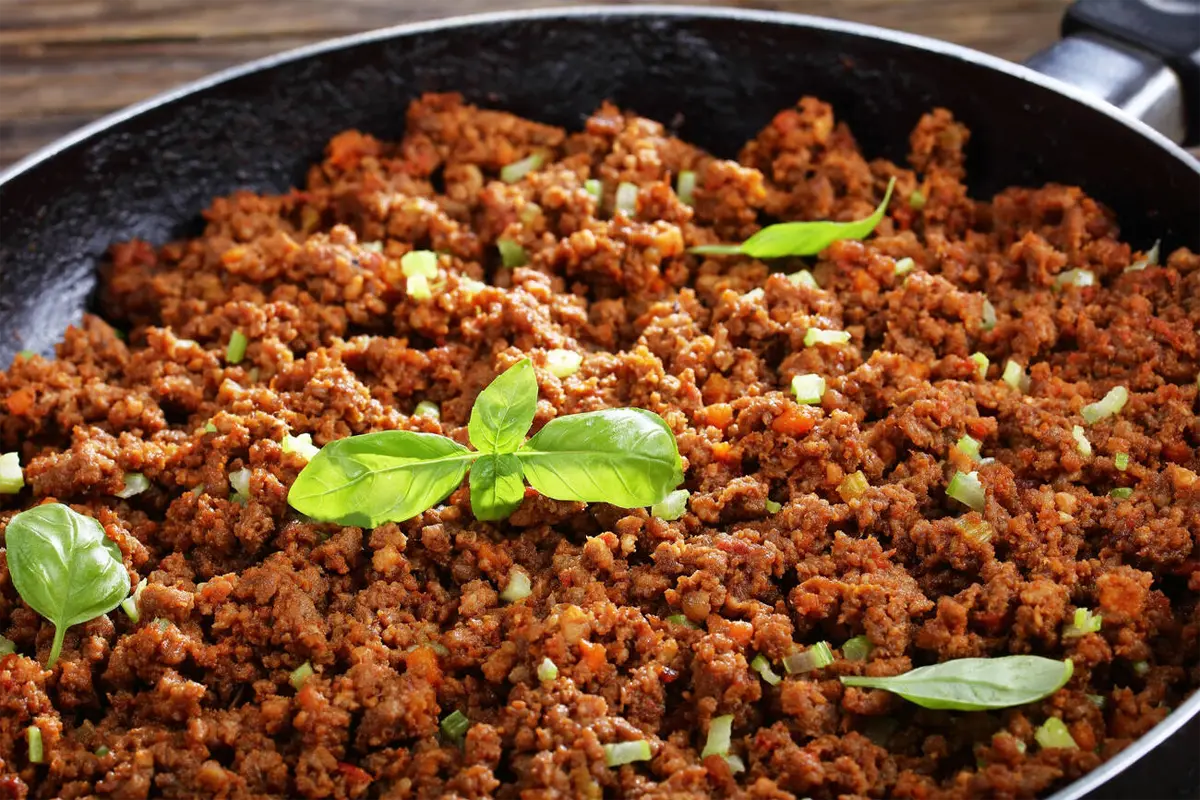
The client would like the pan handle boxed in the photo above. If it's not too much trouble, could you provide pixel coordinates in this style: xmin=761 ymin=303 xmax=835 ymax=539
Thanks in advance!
xmin=1024 ymin=0 xmax=1199 ymax=146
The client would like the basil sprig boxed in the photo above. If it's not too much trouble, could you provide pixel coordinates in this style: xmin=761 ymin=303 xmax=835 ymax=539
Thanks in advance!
xmin=840 ymin=655 xmax=1073 ymax=710
xmin=691 ymin=177 xmax=896 ymax=258
xmin=5 ymin=503 xmax=129 ymax=667
xmin=287 ymin=359 xmax=683 ymax=526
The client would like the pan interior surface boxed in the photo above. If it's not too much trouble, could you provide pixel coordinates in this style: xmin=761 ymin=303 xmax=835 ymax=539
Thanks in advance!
xmin=0 ymin=9 xmax=1196 ymax=800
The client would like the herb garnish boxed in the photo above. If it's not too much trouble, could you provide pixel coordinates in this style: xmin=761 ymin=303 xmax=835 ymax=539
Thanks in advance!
xmin=287 ymin=359 xmax=683 ymax=526
xmin=690 ymin=177 xmax=896 ymax=258
xmin=5 ymin=503 xmax=129 ymax=667
xmin=840 ymin=655 xmax=1073 ymax=710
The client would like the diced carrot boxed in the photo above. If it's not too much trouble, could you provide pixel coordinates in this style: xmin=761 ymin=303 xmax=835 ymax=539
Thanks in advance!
xmin=711 ymin=442 xmax=733 ymax=462
xmin=771 ymin=406 xmax=817 ymax=436
xmin=6 ymin=388 xmax=33 ymax=415
xmin=727 ymin=620 xmax=754 ymax=647
xmin=705 ymin=404 xmax=733 ymax=430
xmin=579 ymin=639 xmax=606 ymax=671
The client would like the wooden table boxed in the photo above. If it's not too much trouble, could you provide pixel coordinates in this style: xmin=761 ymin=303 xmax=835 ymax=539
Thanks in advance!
xmin=0 ymin=0 xmax=1074 ymax=167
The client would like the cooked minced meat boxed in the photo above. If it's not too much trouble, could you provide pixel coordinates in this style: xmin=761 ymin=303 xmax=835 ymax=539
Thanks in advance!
xmin=1 ymin=92 xmax=1198 ymax=799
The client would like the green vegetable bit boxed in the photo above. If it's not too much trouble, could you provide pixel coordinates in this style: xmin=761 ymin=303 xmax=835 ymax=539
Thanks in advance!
xmin=691 ymin=177 xmax=895 ymax=259
xmin=970 ymin=352 xmax=989 ymax=379
xmin=226 ymin=330 xmax=249 ymax=365
xmin=497 ymin=238 xmax=528 ymax=268
xmin=603 ymin=740 xmax=652 ymax=767
xmin=841 ymin=635 xmax=874 ymax=662
xmin=114 ymin=472 xmax=150 ymax=499
xmin=0 ymin=636 xmax=15 ymax=656
xmin=500 ymin=153 xmax=544 ymax=184
xmin=908 ymin=189 xmax=926 ymax=210
xmin=947 ymin=470 xmax=985 ymax=512
xmin=1034 ymin=717 xmax=1078 ymax=750
xmin=676 ymin=170 xmax=697 ymax=206
xmin=413 ymin=401 xmax=441 ymax=419
xmin=545 ymin=349 xmax=582 ymax=378
xmin=840 ymin=655 xmax=1073 ymax=710
xmin=282 ymin=432 xmax=320 ymax=461
xmin=1114 ymin=452 xmax=1129 ymax=471
xmin=615 ymin=182 xmax=639 ymax=217
xmin=120 ymin=578 xmax=148 ymax=624
xmin=956 ymin=516 xmax=994 ymax=544
xmin=894 ymin=257 xmax=915 ymax=277
xmin=27 ymin=726 xmax=43 ymax=764
xmin=666 ymin=614 xmax=700 ymax=630
xmin=406 ymin=274 xmax=432 ymax=301
xmin=1063 ymin=608 xmax=1103 ymax=639
xmin=764 ymin=498 xmax=782 ymax=514
xmin=651 ymin=489 xmax=689 ymax=521
xmin=1072 ymin=425 xmax=1092 ymax=457
xmin=791 ymin=374 xmax=826 ymax=405
xmin=537 ymin=657 xmax=558 ymax=682
xmin=838 ymin=471 xmax=870 ymax=502
xmin=95 ymin=745 xmax=110 ymax=757
xmin=804 ymin=328 xmax=851 ymax=347
xmin=229 ymin=468 xmax=251 ymax=500
xmin=981 ymin=298 xmax=997 ymax=332
xmin=955 ymin=435 xmax=981 ymax=461
xmin=1002 ymin=360 xmax=1029 ymax=393
xmin=1081 ymin=386 xmax=1128 ymax=424
xmin=0 ymin=452 xmax=25 ymax=494
xmin=401 ymin=250 xmax=438 ymax=278
xmin=290 ymin=661 xmax=314 ymax=690
xmin=6 ymin=503 xmax=129 ymax=667
xmin=751 ymin=654 xmax=782 ymax=686
xmin=701 ymin=714 xmax=733 ymax=758
xmin=1109 ymin=487 xmax=1133 ymax=500
xmin=584 ymin=179 xmax=603 ymax=202
xmin=787 ymin=269 xmax=819 ymax=289
xmin=440 ymin=710 xmax=471 ymax=744
xmin=783 ymin=642 xmax=834 ymax=674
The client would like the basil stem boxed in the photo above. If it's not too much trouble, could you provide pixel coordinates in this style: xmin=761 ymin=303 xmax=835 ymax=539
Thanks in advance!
xmin=691 ymin=177 xmax=896 ymax=259
xmin=840 ymin=655 xmax=1073 ymax=710
xmin=5 ymin=503 xmax=129 ymax=667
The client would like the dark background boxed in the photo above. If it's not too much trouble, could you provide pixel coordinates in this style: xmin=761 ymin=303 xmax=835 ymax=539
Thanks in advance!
xmin=0 ymin=0 xmax=1075 ymax=167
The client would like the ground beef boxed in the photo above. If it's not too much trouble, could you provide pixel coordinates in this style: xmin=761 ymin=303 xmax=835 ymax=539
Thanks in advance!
xmin=1 ymin=93 xmax=1198 ymax=799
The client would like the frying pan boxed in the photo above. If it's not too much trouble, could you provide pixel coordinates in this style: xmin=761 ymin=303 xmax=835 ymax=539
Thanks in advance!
xmin=1 ymin=4 xmax=1197 ymax=798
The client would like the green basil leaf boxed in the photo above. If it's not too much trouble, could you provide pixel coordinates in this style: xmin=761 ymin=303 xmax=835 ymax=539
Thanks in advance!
xmin=469 ymin=453 xmax=526 ymax=521
xmin=518 ymin=409 xmax=683 ymax=507
xmin=468 ymin=359 xmax=537 ymax=454
xmin=288 ymin=431 xmax=475 ymax=527
xmin=5 ymin=503 xmax=128 ymax=667
xmin=691 ymin=177 xmax=896 ymax=259
xmin=840 ymin=655 xmax=1073 ymax=710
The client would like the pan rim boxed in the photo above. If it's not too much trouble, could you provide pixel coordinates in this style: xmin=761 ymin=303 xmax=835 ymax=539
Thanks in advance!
xmin=0 ymin=6 xmax=1195 ymax=800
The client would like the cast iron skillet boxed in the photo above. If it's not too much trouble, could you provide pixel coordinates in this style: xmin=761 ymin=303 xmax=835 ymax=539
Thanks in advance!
xmin=0 ymin=5 xmax=1197 ymax=799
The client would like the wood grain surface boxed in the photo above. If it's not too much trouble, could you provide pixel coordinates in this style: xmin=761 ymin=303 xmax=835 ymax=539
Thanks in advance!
xmin=0 ymin=0 xmax=1074 ymax=166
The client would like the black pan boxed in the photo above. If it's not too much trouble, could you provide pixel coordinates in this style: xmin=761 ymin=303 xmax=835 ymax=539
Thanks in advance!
xmin=1 ymin=5 xmax=1197 ymax=799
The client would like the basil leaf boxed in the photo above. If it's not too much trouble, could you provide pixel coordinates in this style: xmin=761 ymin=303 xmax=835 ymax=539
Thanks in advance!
xmin=840 ymin=655 xmax=1073 ymax=710
xmin=518 ymin=409 xmax=683 ymax=507
xmin=468 ymin=359 xmax=538 ymax=454
xmin=288 ymin=430 xmax=475 ymax=526
xmin=469 ymin=453 xmax=526 ymax=521
xmin=692 ymin=177 xmax=896 ymax=259
xmin=5 ymin=503 xmax=128 ymax=667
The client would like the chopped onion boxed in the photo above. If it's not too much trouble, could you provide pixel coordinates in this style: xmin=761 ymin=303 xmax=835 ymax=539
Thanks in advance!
xmin=743 ymin=288 xmax=764 ymax=302
xmin=970 ymin=352 xmax=989 ymax=379
xmin=95 ymin=745 xmax=110 ymax=757
xmin=537 ymin=657 xmax=558 ymax=682
xmin=1053 ymin=269 xmax=1095 ymax=289
xmin=1063 ymin=607 xmax=1103 ymax=638
xmin=701 ymin=714 xmax=734 ymax=758
xmin=120 ymin=577 xmax=148 ymax=624
xmin=500 ymin=152 xmax=544 ymax=183
xmin=838 ymin=470 xmax=869 ymax=502
xmin=584 ymin=179 xmax=603 ymax=202
xmin=115 ymin=472 xmax=149 ymax=499
xmin=500 ymin=569 xmax=532 ymax=603
xmin=981 ymin=298 xmax=997 ymax=332
xmin=414 ymin=400 xmax=440 ymax=419
xmin=360 ymin=241 xmax=383 ymax=253
xmin=440 ymin=710 xmax=471 ymax=743
xmin=459 ymin=276 xmax=487 ymax=296
xmin=226 ymin=330 xmax=249 ymax=364
xmin=1071 ymin=425 xmax=1092 ymax=457
xmin=956 ymin=516 xmax=994 ymax=544
xmin=289 ymin=661 xmax=314 ymax=690
xmin=783 ymin=641 xmax=834 ymax=674
xmin=1087 ymin=694 xmax=1106 ymax=709
xmin=791 ymin=374 xmax=826 ymax=405
xmin=676 ymin=170 xmax=697 ymax=206
xmin=750 ymin=654 xmax=782 ymax=685
xmin=520 ymin=203 xmax=542 ymax=225
xmin=947 ymin=470 xmax=985 ymax=512
xmin=1109 ymin=487 xmax=1133 ymax=499
xmin=203 ymin=422 xmax=218 ymax=434
xmin=955 ymin=435 xmax=981 ymax=461
xmin=229 ymin=468 xmax=251 ymax=498
xmin=841 ymin=635 xmax=874 ymax=662
xmin=0 ymin=452 xmax=22 ymax=494
xmin=764 ymin=499 xmax=782 ymax=514
xmin=615 ymin=182 xmax=639 ymax=217
xmin=497 ymin=238 xmax=528 ymax=268
xmin=1002 ymin=360 xmax=1029 ymax=393
xmin=804 ymin=328 xmax=851 ymax=347
xmin=1081 ymin=386 xmax=1128 ymax=424
xmin=651 ymin=489 xmax=689 ymax=521
xmin=27 ymin=726 xmax=43 ymax=764
xmin=406 ymin=274 xmax=432 ymax=301
xmin=1034 ymin=717 xmax=1077 ymax=750
xmin=0 ymin=636 xmax=14 ymax=655
xmin=666 ymin=614 xmax=700 ymax=629
xmin=546 ymin=349 xmax=582 ymax=378
xmin=788 ymin=269 xmax=820 ymax=289
xmin=282 ymin=433 xmax=320 ymax=461
xmin=894 ymin=257 xmax=915 ymax=277
xmin=909 ymin=189 xmax=926 ymax=210
xmin=1114 ymin=452 xmax=1129 ymax=471
xmin=724 ymin=754 xmax=746 ymax=773
xmin=1125 ymin=240 xmax=1160 ymax=272
xmin=400 ymin=250 xmax=438 ymax=278
xmin=603 ymin=740 xmax=652 ymax=767
xmin=1133 ymin=660 xmax=1150 ymax=676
